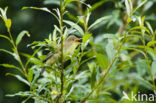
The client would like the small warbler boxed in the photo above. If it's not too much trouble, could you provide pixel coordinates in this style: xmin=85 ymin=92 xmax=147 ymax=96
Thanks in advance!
xmin=40 ymin=35 xmax=81 ymax=75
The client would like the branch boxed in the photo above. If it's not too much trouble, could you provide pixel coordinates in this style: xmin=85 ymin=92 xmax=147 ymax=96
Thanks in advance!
xmin=56 ymin=0 xmax=64 ymax=102
xmin=118 ymin=0 xmax=136 ymax=36
xmin=80 ymin=37 xmax=127 ymax=103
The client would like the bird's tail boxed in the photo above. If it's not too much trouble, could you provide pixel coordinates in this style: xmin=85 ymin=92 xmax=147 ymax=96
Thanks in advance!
xmin=40 ymin=67 xmax=46 ymax=76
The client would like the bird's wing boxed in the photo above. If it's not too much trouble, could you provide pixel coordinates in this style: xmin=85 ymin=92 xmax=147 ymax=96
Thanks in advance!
xmin=43 ymin=52 xmax=53 ymax=63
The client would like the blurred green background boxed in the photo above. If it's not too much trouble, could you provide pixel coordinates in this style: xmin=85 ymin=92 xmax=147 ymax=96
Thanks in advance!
xmin=0 ymin=0 xmax=156 ymax=103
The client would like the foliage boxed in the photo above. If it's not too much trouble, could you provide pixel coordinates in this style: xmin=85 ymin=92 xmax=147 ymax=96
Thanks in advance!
xmin=0 ymin=0 xmax=156 ymax=102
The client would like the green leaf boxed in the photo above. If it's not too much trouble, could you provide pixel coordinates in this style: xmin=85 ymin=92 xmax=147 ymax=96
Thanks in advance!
xmin=16 ymin=30 xmax=30 ymax=46
xmin=22 ymin=7 xmax=51 ymax=13
xmin=84 ymin=0 xmax=107 ymax=15
xmin=144 ymin=1 xmax=154 ymax=11
xmin=90 ymin=68 xmax=97 ymax=89
xmin=0 ymin=49 xmax=13 ymax=57
xmin=28 ymin=68 xmax=33 ymax=83
xmin=54 ymin=25 xmax=61 ymax=33
xmin=82 ymin=33 xmax=92 ymax=44
xmin=75 ymin=71 xmax=89 ymax=80
xmin=53 ymin=29 xmax=57 ymax=42
xmin=1 ymin=64 xmax=16 ymax=68
xmin=147 ymin=41 xmax=156 ymax=47
xmin=25 ymin=46 xmax=43 ymax=68
xmin=129 ymin=73 xmax=153 ymax=90
xmin=85 ymin=12 xmax=91 ymax=27
xmin=135 ymin=59 xmax=148 ymax=76
xmin=63 ymin=20 xmax=84 ymax=35
xmin=44 ymin=0 xmax=60 ymax=5
xmin=128 ymin=26 xmax=150 ymax=34
xmin=125 ymin=0 xmax=133 ymax=16
xmin=81 ymin=33 xmax=92 ymax=50
xmin=21 ymin=96 xmax=32 ymax=103
xmin=6 ymin=91 xmax=31 ymax=97
xmin=21 ymin=53 xmax=44 ymax=66
xmin=88 ymin=15 xmax=111 ymax=30
xmin=22 ymin=7 xmax=58 ymax=20
xmin=107 ymin=10 xmax=119 ymax=29
xmin=73 ymin=61 xmax=79 ymax=76
xmin=94 ymin=33 xmax=116 ymax=43
xmin=106 ymin=40 xmax=116 ymax=62
xmin=0 ymin=34 xmax=10 ymax=41
xmin=133 ymin=0 xmax=147 ymax=14
xmin=5 ymin=19 xmax=11 ymax=29
xmin=0 ymin=7 xmax=8 ymax=20
xmin=122 ymin=47 xmax=146 ymax=57
xmin=151 ymin=60 xmax=156 ymax=78
xmin=12 ymin=53 xmax=20 ymax=62
xmin=88 ymin=62 xmax=95 ymax=73
xmin=6 ymin=73 xmax=30 ymax=86
xmin=127 ymin=17 xmax=132 ymax=23
xmin=145 ymin=21 xmax=154 ymax=34
xmin=0 ymin=48 xmax=19 ymax=61
xmin=64 ymin=0 xmax=78 ymax=7
xmin=102 ymin=33 xmax=116 ymax=39
xmin=147 ymin=47 xmax=156 ymax=60
xmin=44 ymin=0 xmax=77 ymax=10
xmin=0 ymin=64 xmax=22 ymax=73
xmin=96 ymin=53 xmax=108 ymax=69
xmin=80 ymin=56 xmax=95 ymax=66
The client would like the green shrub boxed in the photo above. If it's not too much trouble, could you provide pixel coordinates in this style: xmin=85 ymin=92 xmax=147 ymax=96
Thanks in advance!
xmin=0 ymin=0 xmax=156 ymax=102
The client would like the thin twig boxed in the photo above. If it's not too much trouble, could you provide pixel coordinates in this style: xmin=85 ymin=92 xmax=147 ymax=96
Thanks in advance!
xmin=118 ymin=0 xmax=136 ymax=36
xmin=7 ymin=29 xmax=27 ymax=78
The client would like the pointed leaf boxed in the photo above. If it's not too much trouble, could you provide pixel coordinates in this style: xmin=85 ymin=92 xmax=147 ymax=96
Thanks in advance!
xmin=81 ymin=33 xmax=92 ymax=50
xmin=0 ymin=48 xmax=19 ymax=61
xmin=22 ymin=7 xmax=51 ymax=13
xmin=0 ymin=49 xmax=13 ymax=56
xmin=136 ymin=59 xmax=148 ymax=76
xmin=63 ymin=20 xmax=84 ymax=35
xmin=147 ymin=41 xmax=156 ymax=47
xmin=128 ymin=26 xmax=150 ymax=34
xmin=5 ymin=19 xmax=11 ymax=29
xmin=96 ymin=53 xmax=108 ymax=69
xmin=133 ymin=0 xmax=147 ymax=13
xmin=125 ymin=0 xmax=131 ymax=16
xmin=16 ymin=30 xmax=30 ymax=46
xmin=151 ymin=61 xmax=156 ymax=78
xmin=88 ymin=16 xmax=111 ymax=30
xmin=0 ymin=64 xmax=22 ymax=73
xmin=146 ymin=21 xmax=154 ymax=34
xmin=22 ymin=7 xmax=58 ymax=20
xmin=106 ymin=40 xmax=116 ymax=62
xmin=6 ymin=91 xmax=31 ymax=97
xmin=82 ymin=33 xmax=92 ymax=44
xmin=44 ymin=0 xmax=60 ymax=5
xmin=122 ymin=47 xmax=146 ymax=57
xmin=64 ymin=0 xmax=78 ymax=7
xmin=28 ymin=68 xmax=33 ymax=83
xmin=0 ymin=7 xmax=8 ymax=19
xmin=6 ymin=73 xmax=30 ymax=86
xmin=0 ymin=34 xmax=10 ymax=41
xmin=90 ymin=68 xmax=97 ymax=89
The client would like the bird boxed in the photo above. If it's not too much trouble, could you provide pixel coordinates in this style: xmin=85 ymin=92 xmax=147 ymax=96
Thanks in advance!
xmin=40 ymin=35 xmax=81 ymax=75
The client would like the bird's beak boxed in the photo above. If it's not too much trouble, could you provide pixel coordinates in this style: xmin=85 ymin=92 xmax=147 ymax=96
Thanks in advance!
xmin=75 ymin=38 xmax=82 ymax=44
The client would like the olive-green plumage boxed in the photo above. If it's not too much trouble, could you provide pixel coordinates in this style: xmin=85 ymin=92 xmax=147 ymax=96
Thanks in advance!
xmin=40 ymin=35 xmax=81 ymax=75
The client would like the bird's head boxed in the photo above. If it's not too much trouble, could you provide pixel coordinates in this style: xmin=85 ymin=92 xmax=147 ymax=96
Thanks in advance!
xmin=66 ymin=35 xmax=81 ymax=45
xmin=64 ymin=35 xmax=82 ymax=55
